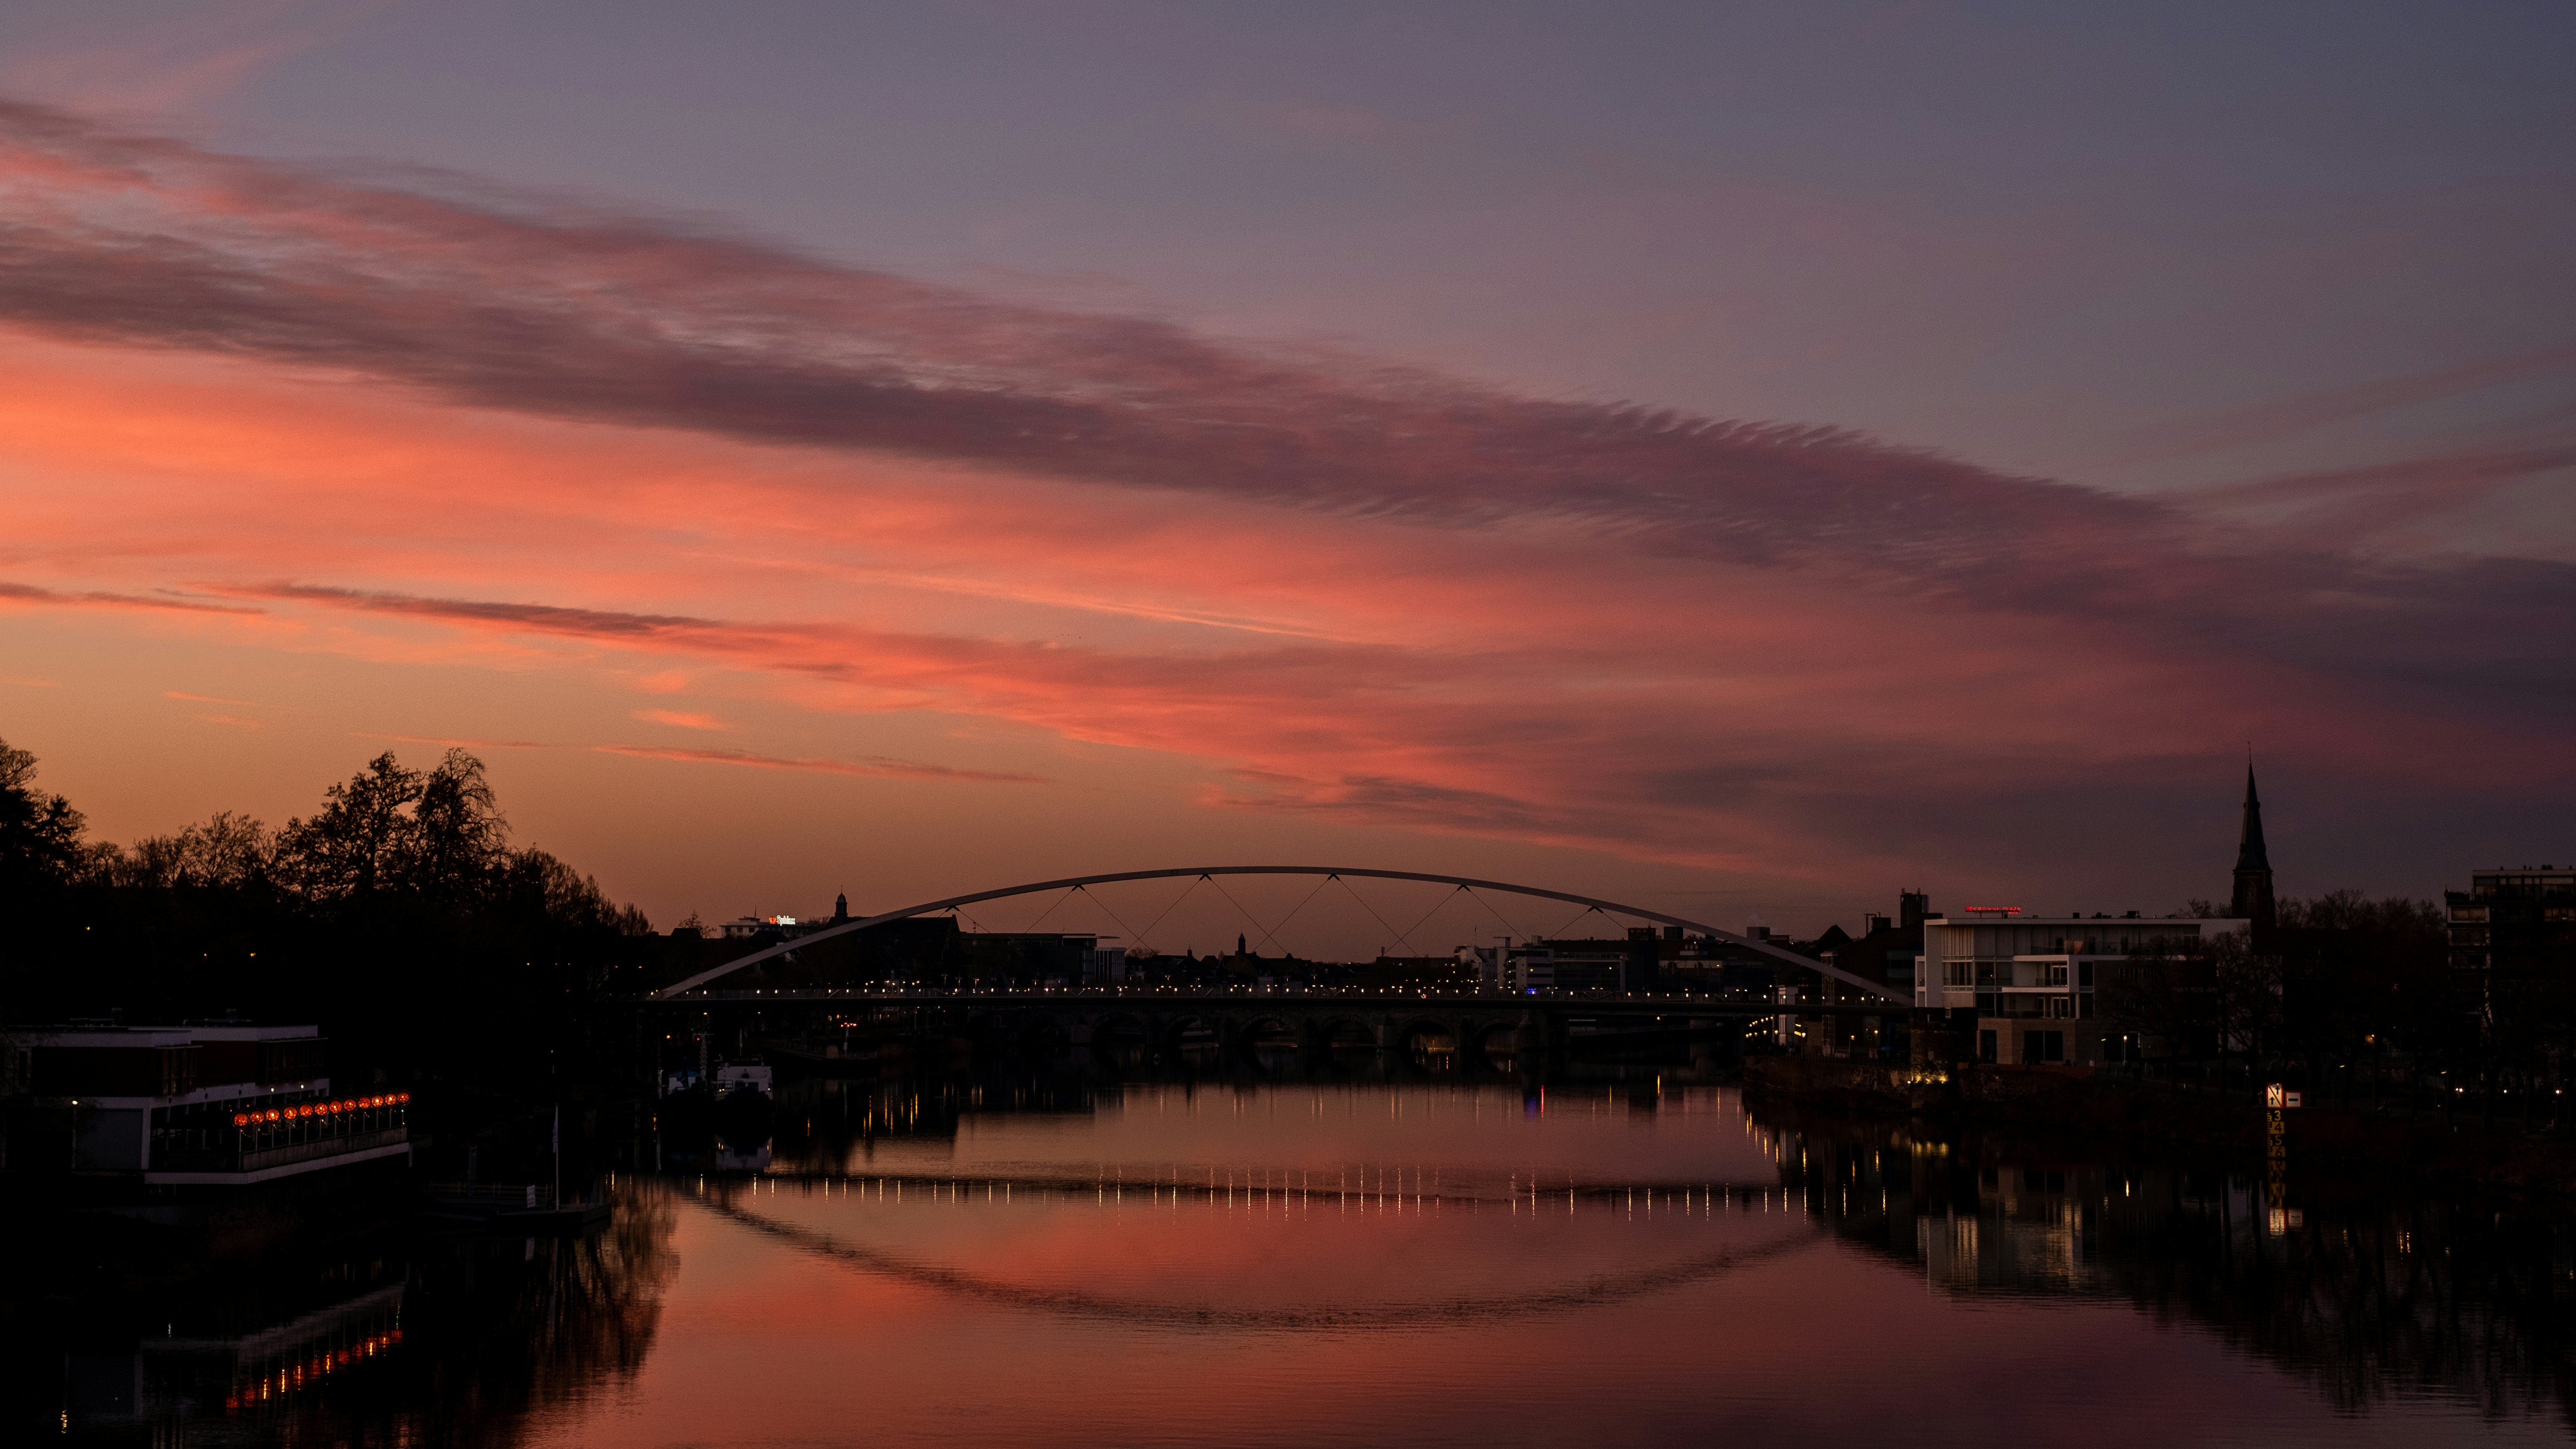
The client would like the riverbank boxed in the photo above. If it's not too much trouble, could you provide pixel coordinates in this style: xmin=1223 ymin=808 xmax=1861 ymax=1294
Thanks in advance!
xmin=1742 ymin=1057 xmax=2576 ymax=1202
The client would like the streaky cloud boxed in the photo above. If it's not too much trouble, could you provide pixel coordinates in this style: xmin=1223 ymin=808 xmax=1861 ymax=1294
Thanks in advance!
xmin=594 ymin=744 xmax=1046 ymax=786
xmin=1 ymin=97 xmax=2568 ymax=717
xmin=0 ymin=577 xmax=265 ymax=615
xmin=241 ymin=582 xmax=720 ymax=637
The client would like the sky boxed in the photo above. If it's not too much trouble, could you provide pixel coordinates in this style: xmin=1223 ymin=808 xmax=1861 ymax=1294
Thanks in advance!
xmin=0 ymin=0 xmax=2570 ymax=948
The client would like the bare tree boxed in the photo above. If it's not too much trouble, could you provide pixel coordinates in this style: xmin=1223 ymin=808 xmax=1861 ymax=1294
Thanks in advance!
xmin=277 ymin=752 xmax=423 ymax=901
xmin=2207 ymin=928 xmax=2283 ymax=1089
xmin=407 ymin=750 xmax=508 ymax=904
xmin=100 ymin=811 xmax=277 ymax=889
xmin=0 ymin=736 xmax=89 ymax=891
xmin=2101 ymin=948 xmax=2212 ymax=1084
xmin=2273 ymin=891 xmax=2450 ymax=1111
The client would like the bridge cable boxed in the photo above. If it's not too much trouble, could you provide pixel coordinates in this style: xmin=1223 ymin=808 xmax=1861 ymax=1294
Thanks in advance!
xmin=1072 ymin=885 xmax=1148 ymax=952
xmin=1254 ymin=874 xmax=1337 ymax=956
xmin=1456 ymin=886 xmax=1536 ymax=944
xmin=1203 ymin=873 xmax=1291 ymax=956
xmin=1542 ymin=903 xmax=1610 ymax=940
xmin=1023 ymin=886 xmax=1079 ymax=932
xmin=1330 ymin=875 xmax=1416 ymax=956
xmin=1126 ymin=876 xmax=1207 ymax=955
xmin=1389 ymin=885 xmax=1471 ymax=956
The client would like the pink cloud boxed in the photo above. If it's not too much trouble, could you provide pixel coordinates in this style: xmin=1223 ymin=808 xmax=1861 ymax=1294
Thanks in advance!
xmin=633 ymin=708 xmax=731 ymax=731
xmin=0 ymin=2 xmax=386 ymax=115
xmin=593 ymin=744 xmax=1046 ymax=786
xmin=353 ymin=732 xmax=549 ymax=750
xmin=0 ymin=578 xmax=262 ymax=616
xmin=2119 ymin=344 xmax=2576 ymax=464
xmin=0 ymin=103 xmax=2566 ymax=908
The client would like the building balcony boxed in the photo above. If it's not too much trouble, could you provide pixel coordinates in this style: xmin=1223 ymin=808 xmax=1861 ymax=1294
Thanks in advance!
xmin=145 ymin=1125 xmax=409 ymax=1184
xmin=149 ymin=1097 xmax=409 ymax=1179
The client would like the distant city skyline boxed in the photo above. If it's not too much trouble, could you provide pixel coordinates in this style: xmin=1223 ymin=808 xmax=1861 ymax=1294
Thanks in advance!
xmin=0 ymin=1 xmax=2569 ymax=943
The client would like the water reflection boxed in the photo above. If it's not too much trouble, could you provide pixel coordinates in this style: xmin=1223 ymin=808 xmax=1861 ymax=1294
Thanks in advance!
xmin=13 ymin=1192 xmax=676 ymax=1447
xmin=697 ymin=1175 xmax=1820 ymax=1329
xmin=1771 ymin=1109 xmax=2576 ymax=1425
xmin=13 ymin=1076 xmax=2576 ymax=1446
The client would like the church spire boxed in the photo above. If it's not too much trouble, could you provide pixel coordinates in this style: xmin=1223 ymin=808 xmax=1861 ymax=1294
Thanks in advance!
xmin=2233 ymin=764 xmax=2269 ymax=873
xmin=2230 ymin=763 xmax=2276 ymax=937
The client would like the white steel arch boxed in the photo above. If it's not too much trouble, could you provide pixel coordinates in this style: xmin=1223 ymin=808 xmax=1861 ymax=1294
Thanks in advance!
xmin=653 ymin=866 xmax=1904 ymax=1001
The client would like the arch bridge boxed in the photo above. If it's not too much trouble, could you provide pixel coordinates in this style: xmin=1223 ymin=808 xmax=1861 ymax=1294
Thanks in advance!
xmin=648 ymin=869 xmax=1901 ymax=1066
xmin=654 ymin=865 xmax=1899 ymax=1003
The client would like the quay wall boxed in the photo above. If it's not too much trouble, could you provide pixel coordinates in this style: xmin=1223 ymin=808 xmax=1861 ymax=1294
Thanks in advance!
xmin=1742 ymin=1056 xmax=2576 ymax=1200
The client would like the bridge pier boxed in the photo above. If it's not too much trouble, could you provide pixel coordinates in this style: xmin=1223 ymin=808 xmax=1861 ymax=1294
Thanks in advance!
xmin=1689 ymin=1017 xmax=1720 ymax=1077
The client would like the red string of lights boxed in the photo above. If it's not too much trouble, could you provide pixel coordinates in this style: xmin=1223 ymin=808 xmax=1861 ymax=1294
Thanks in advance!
xmin=223 ymin=1327 xmax=403 ymax=1411
xmin=231 ymin=1092 xmax=409 ymax=1128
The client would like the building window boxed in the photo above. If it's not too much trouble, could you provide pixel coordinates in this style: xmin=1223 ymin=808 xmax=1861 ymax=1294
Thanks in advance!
xmin=1978 ymin=1030 xmax=1997 ymax=1063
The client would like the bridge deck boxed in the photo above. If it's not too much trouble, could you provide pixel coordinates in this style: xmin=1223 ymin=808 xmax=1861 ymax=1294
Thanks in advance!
xmin=648 ymin=989 xmax=1905 ymax=1017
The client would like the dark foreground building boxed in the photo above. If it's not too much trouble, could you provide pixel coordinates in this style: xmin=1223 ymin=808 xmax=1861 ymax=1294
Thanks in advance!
xmin=0 ymin=1023 xmax=409 ymax=1194
xmin=2447 ymin=865 xmax=2576 ymax=996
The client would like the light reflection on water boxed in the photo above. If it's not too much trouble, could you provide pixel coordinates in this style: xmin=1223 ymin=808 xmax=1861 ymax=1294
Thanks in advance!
xmin=24 ymin=1081 xmax=2576 ymax=1447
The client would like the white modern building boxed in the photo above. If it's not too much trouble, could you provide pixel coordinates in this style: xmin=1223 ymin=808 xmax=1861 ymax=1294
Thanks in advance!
xmin=1913 ymin=910 xmax=2250 ymax=1065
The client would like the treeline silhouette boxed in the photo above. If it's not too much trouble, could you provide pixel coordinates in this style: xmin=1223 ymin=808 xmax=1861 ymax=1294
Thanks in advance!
xmin=2 ymin=737 xmax=662 ymax=1168
xmin=2106 ymin=897 xmax=2561 ymax=1125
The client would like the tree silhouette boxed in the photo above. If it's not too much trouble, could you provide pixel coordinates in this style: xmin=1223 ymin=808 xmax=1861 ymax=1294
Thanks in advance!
xmin=407 ymin=749 xmax=508 ymax=905
xmin=7 ymin=740 xmax=658 ymax=1177
xmin=278 ymin=751 xmax=424 ymax=901
xmin=0 ymin=735 xmax=88 ymax=893
xmin=98 ymin=810 xmax=277 ymax=889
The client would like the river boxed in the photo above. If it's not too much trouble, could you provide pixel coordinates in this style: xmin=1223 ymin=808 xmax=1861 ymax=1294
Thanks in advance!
xmin=18 ymin=1076 xmax=2576 ymax=1446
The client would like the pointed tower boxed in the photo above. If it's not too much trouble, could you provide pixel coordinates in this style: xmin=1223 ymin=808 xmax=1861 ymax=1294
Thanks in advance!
xmin=2230 ymin=765 xmax=2276 ymax=939
xmin=833 ymin=891 xmax=849 ymax=924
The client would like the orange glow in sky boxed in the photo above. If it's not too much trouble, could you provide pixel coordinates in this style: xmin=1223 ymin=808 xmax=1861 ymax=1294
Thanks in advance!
xmin=1 ymin=86 xmax=2568 ymax=940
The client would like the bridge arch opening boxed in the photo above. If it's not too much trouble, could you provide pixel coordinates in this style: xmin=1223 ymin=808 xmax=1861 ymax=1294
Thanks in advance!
xmin=1018 ymin=1018 xmax=1071 ymax=1059
xmin=1240 ymin=1017 xmax=1301 ymax=1074
xmin=1469 ymin=1021 xmax=1522 ymax=1072
xmin=1088 ymin=1014 xmax=1150 ymax=1072
xmin=1165 ymin=1016 xmax=1225 ymax=1071
xmin=1317 ymin=1018 xmax=1377 ymax=1073
xmin=1401 ymin=1020 xmax=1457 ymax=1074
